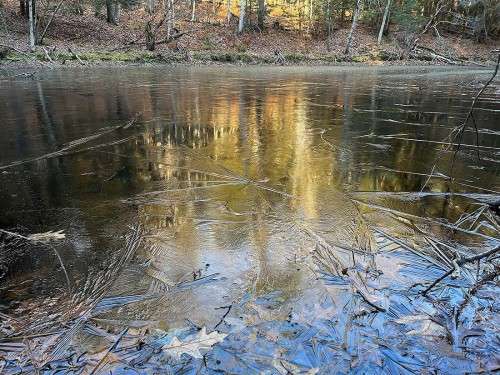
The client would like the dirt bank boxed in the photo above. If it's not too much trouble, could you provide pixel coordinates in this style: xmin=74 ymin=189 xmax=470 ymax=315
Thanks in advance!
xmin=1 ymin=0 xmax=498 ymax=69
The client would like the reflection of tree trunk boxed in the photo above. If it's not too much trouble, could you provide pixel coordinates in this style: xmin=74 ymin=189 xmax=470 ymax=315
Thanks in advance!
xmin=238 ymin=0 xmax=245 ymax=33
xmin=257 ymin=0 xmax=265 ymax=30
xmin=344 ymin=0 xmax=362 ymax=54
xmin=377 ymin=0 xmax=391 ymax=44
xmin=36 ymin=81 xmax=57 ymax=147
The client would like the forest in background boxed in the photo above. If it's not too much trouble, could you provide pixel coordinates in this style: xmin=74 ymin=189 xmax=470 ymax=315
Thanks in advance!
xmin=0 ymin=0 xmax=499 ymax=66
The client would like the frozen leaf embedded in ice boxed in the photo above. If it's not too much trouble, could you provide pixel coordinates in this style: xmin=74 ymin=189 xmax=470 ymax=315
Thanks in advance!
xmin=162 ymin=327 xmax=227 ymax=359
xmin=28 ymin=230 xmax=66 ymax=242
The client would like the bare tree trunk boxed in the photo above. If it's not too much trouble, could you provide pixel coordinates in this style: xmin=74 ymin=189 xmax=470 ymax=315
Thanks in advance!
xmin=145 ymin=0 xmax=155 ymax=50
xmin=106 ymin=0 xmax=112 ymax=23
xmin=377 ymin=0 xmax=391 ymax=44
xmin=238 ymin=0 xmax=245 ymax=33
xmin=227 ymin=0 xmax=231 ymax=23
xmin=326 ymin=0 xmax=331 ymax=51
xmin=309 ymin=0 xmax=313 ymax=30
xmin=115 ymin=2 xmax=120 ymax=22
xmin=20 ymin=0 xmax=27 ymax=17
xmin=27 ymin=0 xmax=36 ymax=50
xmin=39 ymin=0 xmax=65 ymax=44
xmin=166 ymin=0 xmax=174 ymax=38
xmin=344 ymin=0 xmax=362 ymax=54
xmin=106 ymin=0 xmax=120 ymax=25
xmin=145 ymin=20 xmax=155 ymax=50
xmin=147 ymin=0 xmax=155 ymax=13
xmin=257 ymin=0 xmax=265 ymax=30
xmin=191 ymin=0 xmax=196 ymax=21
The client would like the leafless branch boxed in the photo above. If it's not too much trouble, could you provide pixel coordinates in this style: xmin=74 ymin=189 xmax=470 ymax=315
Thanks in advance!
xmin=422 ymin=245 xmax=500 ymax=295
xmin=450 ymin=53 xmax=500 ymax=173
xmin=39 ymin=0 xmax=66 ymax=44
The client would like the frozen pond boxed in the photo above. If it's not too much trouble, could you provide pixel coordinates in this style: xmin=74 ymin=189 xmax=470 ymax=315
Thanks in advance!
xmin=0 ymin=65 xmax=499 ymax=374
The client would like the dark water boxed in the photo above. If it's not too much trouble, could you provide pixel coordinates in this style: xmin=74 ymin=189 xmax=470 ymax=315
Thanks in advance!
xmin=0 ymin=66 xmax=499 ymax=373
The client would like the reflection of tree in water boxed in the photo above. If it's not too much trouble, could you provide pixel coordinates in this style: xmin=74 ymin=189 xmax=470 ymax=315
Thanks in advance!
xmin=0 ymin=68 xmax=498 ymax=321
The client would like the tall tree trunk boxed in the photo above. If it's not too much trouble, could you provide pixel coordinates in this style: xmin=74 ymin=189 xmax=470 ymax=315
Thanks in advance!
xmin=106 ymin=0 xmax=120 ymax=25
xmin=145 ymin=0 xmax=155 ymax=51
xmin=191 ymin=0 xmax=196 ymax=21
xmin=309 ymin=0 xmax=313 ymax=30
xmin=344 ymin=0 xmax=362 ymax=54
xmin=238 ymin=0 xmax=245 ymax=33
xmin=377 ymin=0 xmax=391 ymax=44
xmin=257 ymin=0 xmax=265 ymax=30
xmin=145 ymin=20 xmax=155 ymax=51
xmin=106 ymin=0 xmax=112 ymax=23
xmin=146 ymin=0 xmax=155 ymax=13
xmin=27 ymin=0 xmax=36 ymax=50
xmin=325 ymin=0 xmax=331 ymax=51
xmin=166 ymin=0 xmax=174 ymax=38
xmin=113 ymin=0 xmax=120 ymax=25
xmin=20 ymin=0 xmax=27 ymax=17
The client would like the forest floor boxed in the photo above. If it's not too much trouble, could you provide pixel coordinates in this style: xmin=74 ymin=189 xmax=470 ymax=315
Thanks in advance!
xmin=0 ymin=0 xmax=499 ymax=68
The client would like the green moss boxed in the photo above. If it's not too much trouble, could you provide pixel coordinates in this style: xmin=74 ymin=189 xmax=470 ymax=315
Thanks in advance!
xmin=201 ymin=36 xmax=217 ymax=51
xmin=1 ymin=48 xmax=407 ymax=66
xmin=284 ymin=53 xmax=307 ymax=63
xmin=322 ymin=55 xmax=339 ymax=63
xmin=4 ymin=52 xmax=26 ymax=61
xmin=351 ymin=54 xmax=371 ymax=63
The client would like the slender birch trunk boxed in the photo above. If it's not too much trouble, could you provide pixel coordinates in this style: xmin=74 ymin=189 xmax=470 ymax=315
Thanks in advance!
xmin=27 ymin=0 xmax=36 ymax=50
xmin=344 ymin=0 xmax=362 ymax=54
xmin=191 ymin=0 xmax=196 ymax=21
xmin=238 ymin=0 xmax=245 ymax=33
xmin=166 ymin=0 xmax=174 ymax=38
xmin=377 ymin=0 xmax=391 ymax=44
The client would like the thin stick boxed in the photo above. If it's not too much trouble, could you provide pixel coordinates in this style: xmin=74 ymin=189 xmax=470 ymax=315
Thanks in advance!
xmin=214 ymin=305 xmax=232 ymax=329
xmin=422 ymin=245 xmax=500 ymax=295
xmin=89 ymin=328 xmax=128 ymax=375
xmin=0 ymin=115 xmax=139 ymax=171
xmin=0 ymin=228 xmax=72 ymax=293
xmin=356 ymin=200 xmax=499 ymax=242
xmin=42 ymin=47 xmax=53 ymax=62
xmin=450 ymin=53 xmax=500 ymax=174
xmin=68 ymin=47 xmax=85 ymax=65
xmin=39 ymin=0 xmax=66 ymax=44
